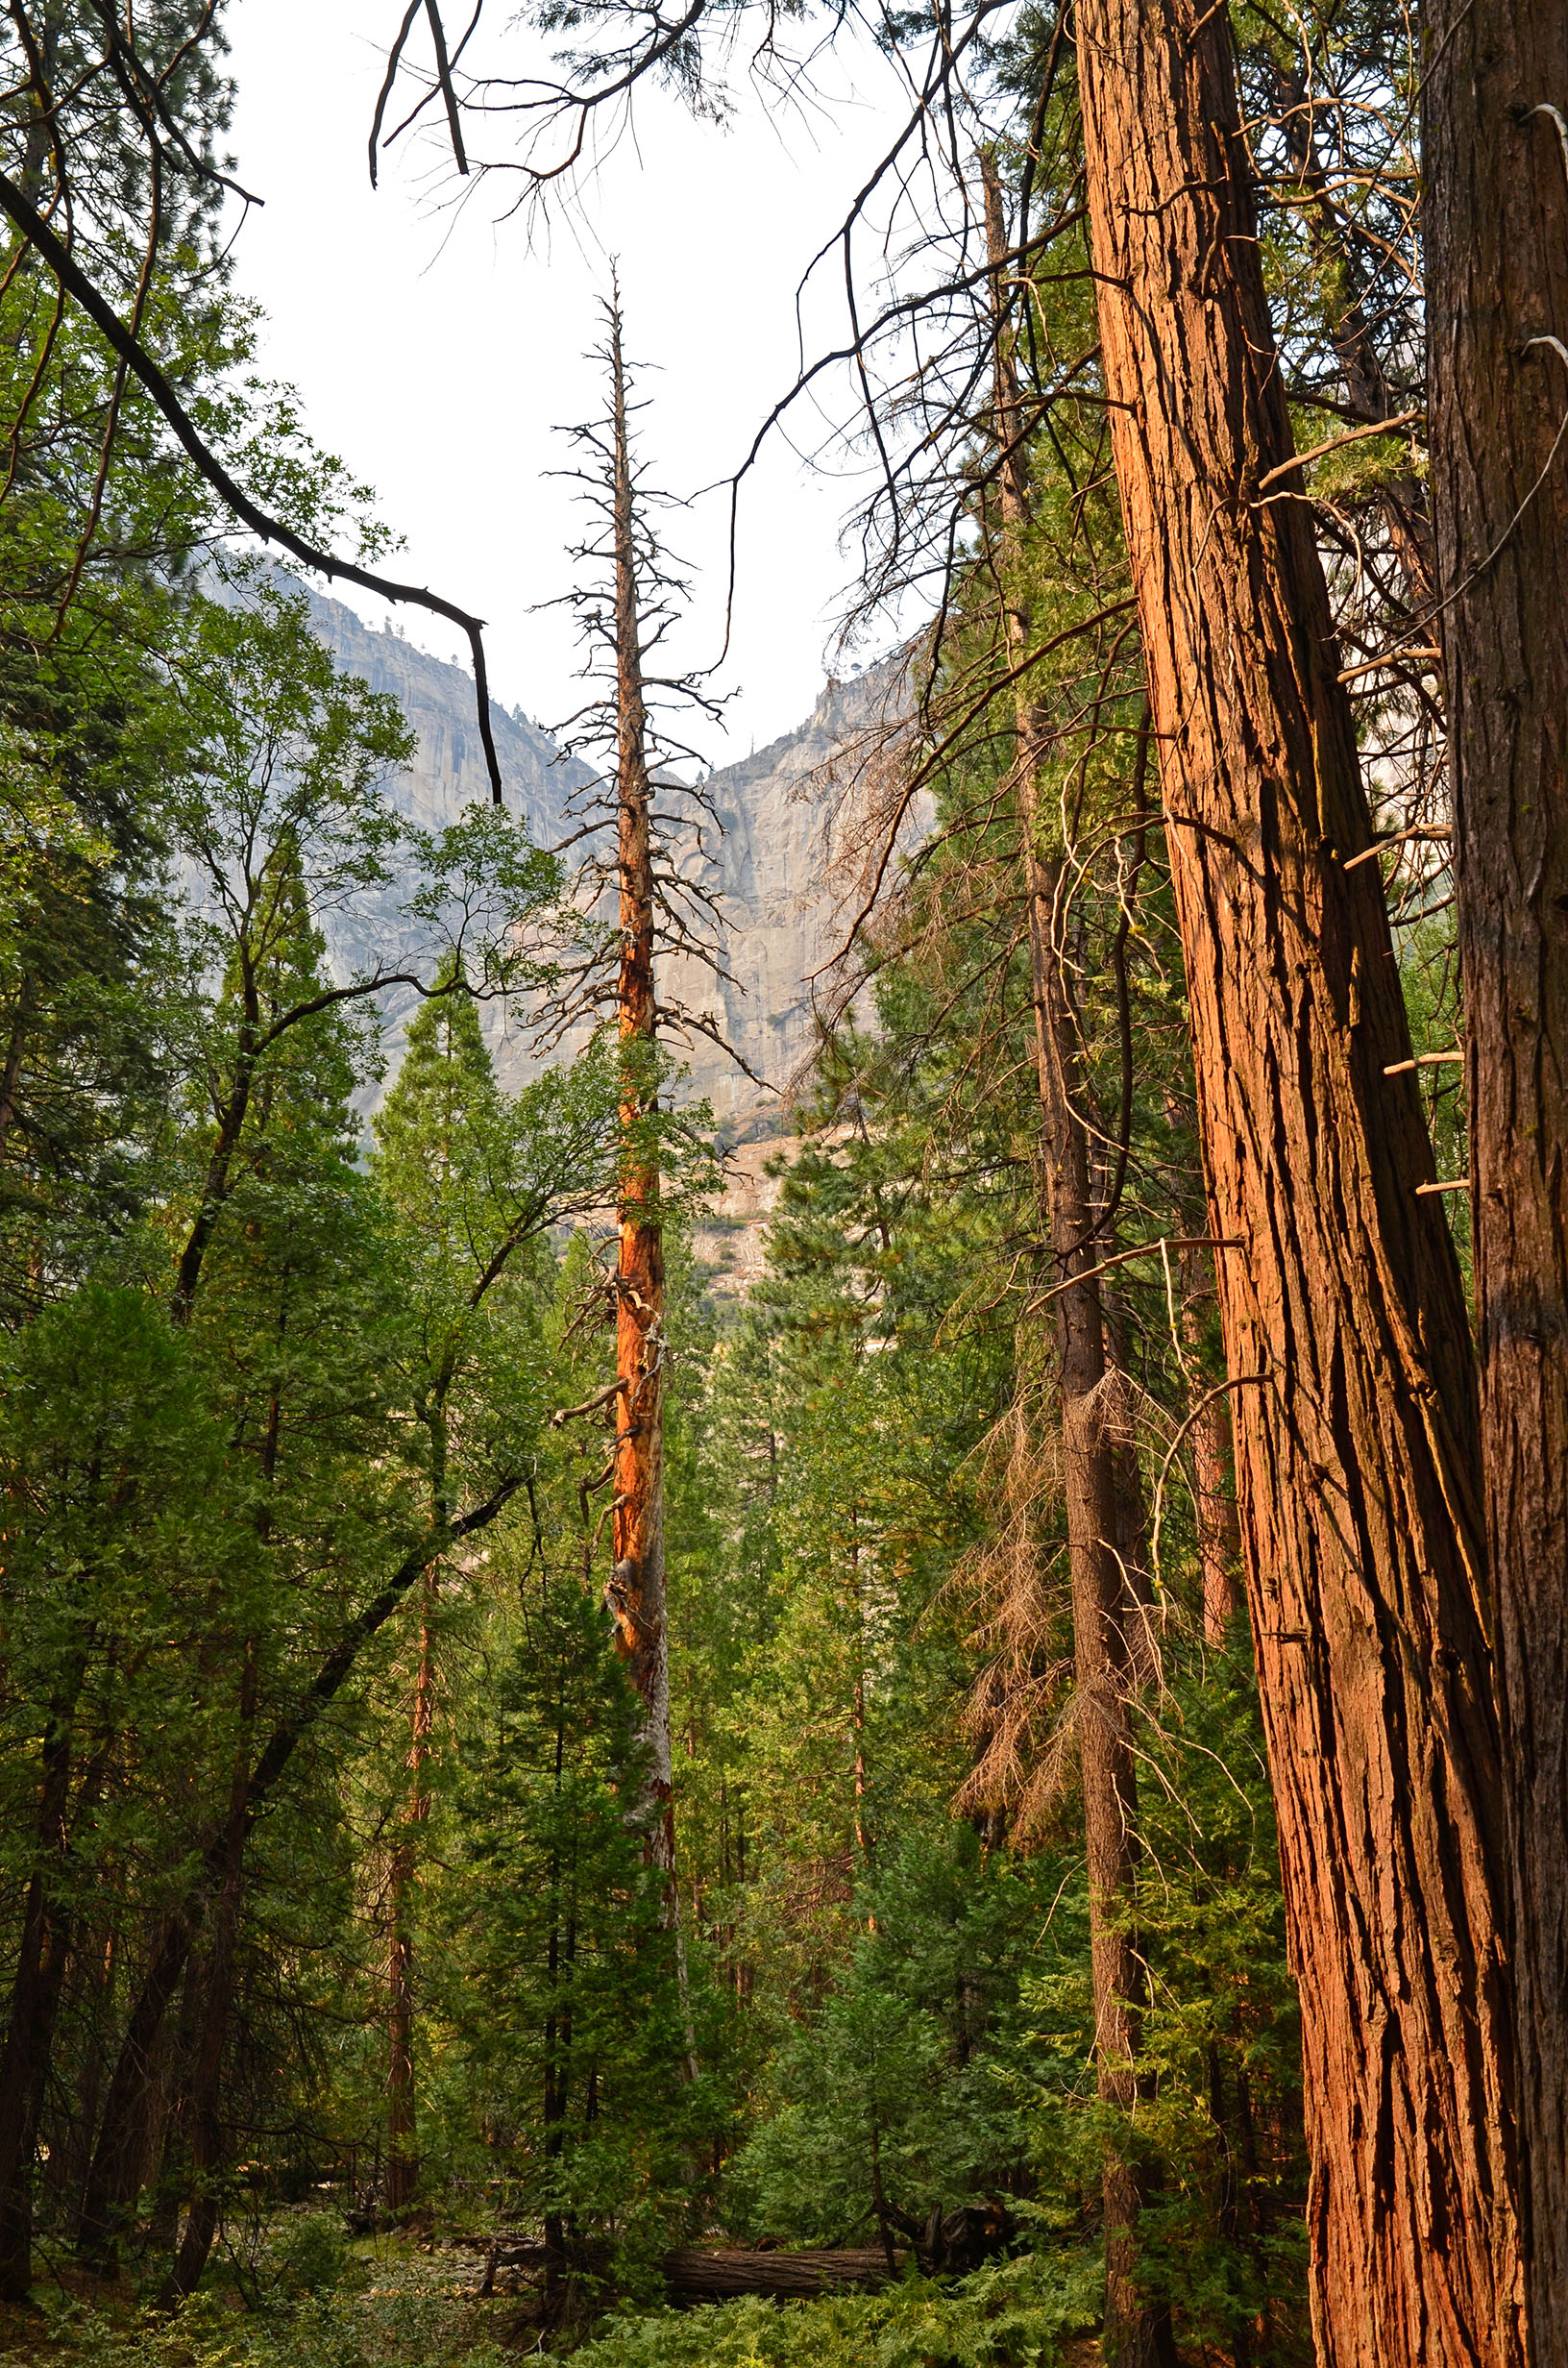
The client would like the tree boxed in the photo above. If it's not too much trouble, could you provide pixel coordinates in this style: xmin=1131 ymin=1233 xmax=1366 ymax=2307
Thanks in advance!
xmin=371 ymin=971 xmax=619 ymax=2210
xmin=436 ymin=1565 xmax=702 ymax=2319
xmin=1070 ymin=5 xmax=1520 ymax=2361
xmin=981 ymin=151 xmax=1166 ymax=2368
xmin=1425 ymin=6 xmax=1568 ymax=2358
xmin=548 ymin=291 xmax=728 ymax=1886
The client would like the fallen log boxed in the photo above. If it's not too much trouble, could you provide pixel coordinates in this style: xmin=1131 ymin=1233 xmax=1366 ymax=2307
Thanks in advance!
xmin=441 ymin=2233 xmax=908 ymax=2301
xmin=661 ymin=2247 xmax=908 ymax=2303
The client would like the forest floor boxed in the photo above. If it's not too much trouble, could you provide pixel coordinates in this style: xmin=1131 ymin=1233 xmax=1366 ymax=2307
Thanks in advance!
xmin=0 ymin=2217 xmax=1110 ymax=2368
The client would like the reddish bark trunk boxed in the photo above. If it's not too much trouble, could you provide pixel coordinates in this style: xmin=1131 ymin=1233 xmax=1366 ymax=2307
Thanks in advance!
xmin=1072 ymin=5 xmax=1522 ymax=2359
xmin=1178 ymin=1254 xmax=1240 ymax=1644
xmin=1425 ymin=10 xmax=1568 ymax=2357
xmin=604 ymin=303 xmax=674 ymax=1872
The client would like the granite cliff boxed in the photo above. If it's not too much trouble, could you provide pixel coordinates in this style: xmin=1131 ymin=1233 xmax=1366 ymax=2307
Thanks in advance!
xmin=303 ymin=587 xmax=902 ymax=1124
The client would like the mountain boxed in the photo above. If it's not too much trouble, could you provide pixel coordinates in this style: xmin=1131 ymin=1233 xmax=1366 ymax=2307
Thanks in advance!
xmin=303 ymin=587 xmax=904 ymax=1125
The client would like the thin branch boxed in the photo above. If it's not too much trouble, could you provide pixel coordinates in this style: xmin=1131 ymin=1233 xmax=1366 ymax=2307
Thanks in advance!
xmin=0 ymin=165 xmax=507 ymax=802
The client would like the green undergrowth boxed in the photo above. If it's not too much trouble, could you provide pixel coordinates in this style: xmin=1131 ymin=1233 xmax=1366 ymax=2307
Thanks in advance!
xmin=0 ymin=2235 xmax=512 ymax=2368
xmin=0 ymin=2243 xmax=1100 ymax=2368
xmin=568 ymin=2253 xmax=1099 ymax=2368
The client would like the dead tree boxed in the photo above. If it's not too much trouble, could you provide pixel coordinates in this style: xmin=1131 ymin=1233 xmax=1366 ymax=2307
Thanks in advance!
xmin=546 ymin=288 xmax=734 ymax=1878
xmin=380 ymin=13 xmax=1528 ymax=2352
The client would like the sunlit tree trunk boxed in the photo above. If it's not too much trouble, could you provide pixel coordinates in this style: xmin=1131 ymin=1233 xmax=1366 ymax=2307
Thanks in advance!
xmin=604 ymin=304 xmax=674 ymax=1879
xmin=1426 ymin=8 xmax=1568 ymax=2358
xmin=1071 ymin=6 xmax=1522 ymax=2360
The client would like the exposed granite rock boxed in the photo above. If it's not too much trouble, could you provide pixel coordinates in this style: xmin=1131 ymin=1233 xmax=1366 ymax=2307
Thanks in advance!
xmin=300 ymin=584 xmax=905 ymax=1122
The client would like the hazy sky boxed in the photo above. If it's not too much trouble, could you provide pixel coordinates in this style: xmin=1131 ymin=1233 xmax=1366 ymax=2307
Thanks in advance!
xmin=222 ymin=1 xmax=913 ymax=763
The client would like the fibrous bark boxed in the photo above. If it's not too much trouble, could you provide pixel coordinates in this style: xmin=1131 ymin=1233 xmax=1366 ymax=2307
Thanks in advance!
xmin=1425 ymin=9 xmax=1568 ymax=2357
xmin=1071 ymin=5 xmax=1521 ymax=2360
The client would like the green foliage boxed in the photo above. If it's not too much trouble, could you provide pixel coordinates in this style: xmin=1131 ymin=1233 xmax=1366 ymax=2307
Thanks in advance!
xmin=274 ymin=2215 xmax=355 ymax=2299
xmin=571 ymin=2253 xmax=1101 ymax=2368
xmin=0 ymin=27 xmax=1340 ymax=2367
xmin=428 ymin=1568 xmax=722 ymax=2261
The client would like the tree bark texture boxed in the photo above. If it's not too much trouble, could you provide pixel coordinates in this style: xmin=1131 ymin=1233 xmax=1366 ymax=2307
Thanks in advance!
xmin=1425 ymin=10 xmax=1568 ymax=2357
xmin=605 ymin=304 xmax=674 ymax=1874
xmin=1072 ymin=6 xmax=1521 ymax=2361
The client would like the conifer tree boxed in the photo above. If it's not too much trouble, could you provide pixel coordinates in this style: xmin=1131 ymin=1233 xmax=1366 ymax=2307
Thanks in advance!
xmin=373 ymin=982 xmax=503 ymax=2214
xmin=371 ymin=967 xmax=620 ymax=2211
xmin=981 ymin=153 xmax=1165 ymax=2368
xmin=1068 ymin=8 xmax=1519 ymax=2358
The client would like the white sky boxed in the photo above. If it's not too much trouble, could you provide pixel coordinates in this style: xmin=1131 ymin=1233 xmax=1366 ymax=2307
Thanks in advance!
xmin=222 ymin=1 xmax=915 ymax=763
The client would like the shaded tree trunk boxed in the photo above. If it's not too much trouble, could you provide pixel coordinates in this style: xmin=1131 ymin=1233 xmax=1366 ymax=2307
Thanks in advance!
xmin=1425 ymin=9 xmax=1568 ymax=2359
xmin=985 ymin=160 xmax=1168 ymax=2368
xmin=386 ymin=1567 xmax=438 ymax=2215
xmin=1267 ymin=55 xmax=1435 ymax=615
xmin=1178 ymin=1251 xmax=1240 ymax=1644
xmin=77 ymin=1903 xmax=201 ymax=2268
xmin=158 ymin=1798 xmax=247 ymax=2304
xmin=1071 ymin=5 xmax=1522 ymax=2360
xmin=0 ymin=1668 xmax=85 ymax=2301
xmin=74 ymin=1490 xmax=516 ymax=2269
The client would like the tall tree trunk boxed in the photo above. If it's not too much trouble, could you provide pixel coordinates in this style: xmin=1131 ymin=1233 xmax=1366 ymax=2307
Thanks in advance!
xmin=1070 ymin=7 xmax=1522 ymax=2362
xmin=73 ymin=1494 xmax=513 ymax=2271
xmin=603 ymin=300 xmax=674 ymax=1877
xmin=985 ymin=160 xmax=1167 ymax=2368
xmin=77 ymin=1905 xmax=200 ymax=2268
xmin=158 ymin=1789 xmax=248 ymax=2303
xmin=1425 ymin=10 xmax=1568 ymax=2359
xmin=386 ymin=1566 xmax=437 ymax=2215
xmin=0 ymin=1669 xmax=84 ymax=2301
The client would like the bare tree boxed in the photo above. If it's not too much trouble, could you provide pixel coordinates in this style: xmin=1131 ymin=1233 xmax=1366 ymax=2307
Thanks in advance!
xmin=546 ymin=289 xmax=732 ymax=1880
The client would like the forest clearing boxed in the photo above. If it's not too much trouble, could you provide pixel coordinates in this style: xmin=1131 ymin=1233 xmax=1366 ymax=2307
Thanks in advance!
xmin=0 ymin=4 xmax=1564 ymax=2367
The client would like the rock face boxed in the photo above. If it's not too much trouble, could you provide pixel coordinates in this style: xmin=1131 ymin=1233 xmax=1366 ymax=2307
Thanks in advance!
xmin=304 ymin=585 xmax=901 ymax=1122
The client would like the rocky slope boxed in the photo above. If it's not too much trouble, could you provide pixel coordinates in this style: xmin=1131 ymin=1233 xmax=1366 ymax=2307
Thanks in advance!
xmin=305 ymin=587 xmax=902 ymax=1124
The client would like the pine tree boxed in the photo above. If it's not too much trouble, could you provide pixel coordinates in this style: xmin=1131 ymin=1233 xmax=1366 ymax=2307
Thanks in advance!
xmin=372 ymin=974 xmax=506 ymax=2216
